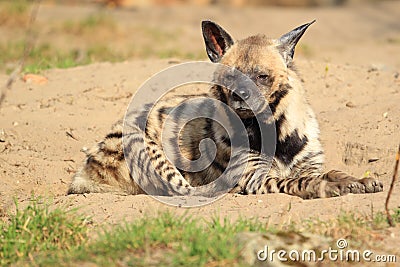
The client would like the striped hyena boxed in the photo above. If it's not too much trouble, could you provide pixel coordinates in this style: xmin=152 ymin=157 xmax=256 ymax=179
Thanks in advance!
xmin=68 ymin=21 xmax=383 ymax=199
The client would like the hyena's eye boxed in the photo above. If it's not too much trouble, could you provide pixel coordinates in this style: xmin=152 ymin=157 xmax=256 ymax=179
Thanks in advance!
xmin=256 ymin=74 xmax=269 ymax=85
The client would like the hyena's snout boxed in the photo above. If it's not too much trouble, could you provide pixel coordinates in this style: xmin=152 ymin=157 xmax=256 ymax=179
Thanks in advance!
xmin=229 ymin=78 xmax=255 ymax=107
xmin=230 ymin=87 xmax=253 ymax=115
xmin=228 ymin=79 xmax=265 ymax=117
xmin=232 ymin=86 xmax=251 ymax=108
xmin=232 ymin=87 xmax=251 ymax=101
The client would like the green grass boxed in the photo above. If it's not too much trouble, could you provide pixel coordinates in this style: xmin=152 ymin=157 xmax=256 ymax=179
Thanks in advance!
xmin=35 ymin=213 xmax=267 ymax=266
xmin=62 ymin=13 xmax=117 ymax=35
xmin=0 ymin=7 xmax=205 ymax=74
xmin=0 ymin=41 xmax=129 ymax=74
xmin=0 ymin=40 xmax=205 ymax=74
xmin=0 ymin=197 xmax=89 ymax=266
xmin=1 ymin=199 xmax=266 ymax=266
xmin=2 ymin=198 xmax=399 ymax=266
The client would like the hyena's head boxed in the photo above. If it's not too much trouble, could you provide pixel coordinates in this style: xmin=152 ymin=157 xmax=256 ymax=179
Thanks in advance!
xmin=202 ymin=20 xmax=315 ymax=119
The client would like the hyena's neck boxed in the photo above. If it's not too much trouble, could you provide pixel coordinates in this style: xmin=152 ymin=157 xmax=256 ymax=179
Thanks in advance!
xmin=241 ymin=117 xmax=262 ymax=153
xmin=271 ymin=71 xmax=322 ymax=168
xmin=242 ymin=116 xmax=276 ymax=157
xmin=272 ymin=71 xmax=312 ymax=136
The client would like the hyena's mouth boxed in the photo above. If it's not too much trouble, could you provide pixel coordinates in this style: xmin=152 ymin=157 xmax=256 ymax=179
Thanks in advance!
xmin=230 ymin=100 xmax=255 ymax=118
xmin=229 ymin=89 xmax=257 ymax=118
xmin=231 ymin=100 xmax=250 ymax=111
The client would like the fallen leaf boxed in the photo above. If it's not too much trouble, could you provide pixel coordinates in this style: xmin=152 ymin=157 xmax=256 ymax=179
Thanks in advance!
xmin=23 ymin=74 xmax=48 ymax=85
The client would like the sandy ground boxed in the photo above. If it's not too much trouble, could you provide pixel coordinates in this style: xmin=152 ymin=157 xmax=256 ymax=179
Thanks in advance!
xmin=0 ymin=0 xmax=399 ymax=254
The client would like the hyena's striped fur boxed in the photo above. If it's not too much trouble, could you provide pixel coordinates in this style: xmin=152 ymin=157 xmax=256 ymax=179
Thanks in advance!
xmin=68 ymin=21 xmax=383 ymax=199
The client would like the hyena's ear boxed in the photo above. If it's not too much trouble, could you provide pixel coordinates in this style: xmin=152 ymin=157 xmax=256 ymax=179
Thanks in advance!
xmin=278 ymin=20 xmax=316 ymax=65
xmin=202 ymin=21 xmax=234 ymax=63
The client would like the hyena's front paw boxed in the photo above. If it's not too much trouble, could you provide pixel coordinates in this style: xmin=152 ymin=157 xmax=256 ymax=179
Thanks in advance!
xmin=322 ymin=171 xmax=383 ymax=197
xmin=357 ymin=177 xmax=383 ymax=193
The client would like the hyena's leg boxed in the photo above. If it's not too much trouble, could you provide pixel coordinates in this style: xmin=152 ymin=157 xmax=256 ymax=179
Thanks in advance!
xmin=314 ymin=170 xmax=383 ymax=198
xmin=268 ymin=169 xmax=383 ymax=199
xmin=233 ymin=155 xmax=383 ymax=199
xmin=123 ymin=123 xmax=193 ymax=196
xmin=278 ymin=154 xmax=383 ymax=198
xmin=230 ymin=153 xmax=281 ymax=195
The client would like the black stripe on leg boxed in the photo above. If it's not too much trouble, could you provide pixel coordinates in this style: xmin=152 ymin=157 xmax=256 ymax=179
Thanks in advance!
xmin=158 ymin=106 xmax=167 ymax=124
xmin=220 ymin=135 xmax=231 ymax=146
xmin=166 ymin=173 xmax=175 ymax=182
xmin=151 ymin=153 xmax=162 ymax=160
xmin=276 ymin=179 xmax=286 ymax=193
xmin=285 ymin=178 xmax=298 ymax=192
xmin=212 ymin=160 xmax=225 ymax=174
xmin=297 ymin=177 xmax=305 ymax=191
xmin=155 ymin=160 xmax=166 ymax=170
xmin=204 ymin=118 xmax=213 ymax=133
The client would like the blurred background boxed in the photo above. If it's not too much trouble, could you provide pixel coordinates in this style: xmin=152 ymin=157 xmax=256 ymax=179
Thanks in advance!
xmin=1 ymin=0 xmax=399 ymax=75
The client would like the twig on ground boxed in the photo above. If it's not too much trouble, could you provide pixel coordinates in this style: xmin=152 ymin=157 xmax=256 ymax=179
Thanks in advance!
xmin=385 ymin=144 xmax=400 ymax=227
xmin=0 ymin=0 xmax=41 ymax=108
xmin=66 ymin=131 xmax=79 ymax=141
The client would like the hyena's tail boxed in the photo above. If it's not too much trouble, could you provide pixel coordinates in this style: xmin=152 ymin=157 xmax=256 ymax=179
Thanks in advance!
xmin=68 ymin=120 xmax=193 ymax=196
xmin=68 ymin=122 xmax=143 ymax=195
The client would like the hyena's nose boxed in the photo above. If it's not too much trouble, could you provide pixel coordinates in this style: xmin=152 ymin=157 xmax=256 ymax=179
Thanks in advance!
xmin=232 ymin=88 xmax=250 ymax=101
